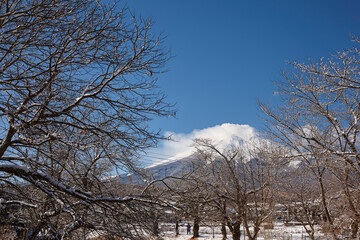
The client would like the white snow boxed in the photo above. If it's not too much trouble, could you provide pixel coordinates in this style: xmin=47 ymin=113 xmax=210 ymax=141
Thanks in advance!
xmin=147 ymin=123 xmax=258 ymax=168
xmin=159 ymin=222 xmax=325 ymax=240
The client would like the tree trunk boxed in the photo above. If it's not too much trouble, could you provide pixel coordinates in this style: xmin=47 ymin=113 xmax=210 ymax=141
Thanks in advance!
xmin=152 ymin=220 xmax=159 ymax=237
xmin=193 ymin=216 xmax=200 ymax=238
xmin=232 ymin=221 xmax=241 ymax=240
xmin=252 ymin=225 xmax=260 ymax=240
xmin=318 ymin=177 xmax=339 ymax=240
xmin=221 ymin=221 xmax=227 ymax=240
xmin=351 ymin=221 xmax=358 ymax=239
xmin=221 ymin=200 xmax=227 ymax=240
xmin=151 ymin=212 xmax=159 ymax=237
xmin=175 ymin=219 xmax=179 ymax=236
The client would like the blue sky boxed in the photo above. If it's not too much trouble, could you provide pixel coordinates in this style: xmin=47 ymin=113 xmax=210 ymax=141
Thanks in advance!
xmin=126 ymin=0 xmax=360 ymax=136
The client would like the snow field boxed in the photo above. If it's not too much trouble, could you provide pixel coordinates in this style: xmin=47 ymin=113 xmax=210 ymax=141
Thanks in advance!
xmin=159 ymin=222 xmax=326 ymax=240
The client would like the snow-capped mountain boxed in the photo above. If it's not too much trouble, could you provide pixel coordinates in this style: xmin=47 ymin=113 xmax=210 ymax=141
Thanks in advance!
xmin=118 ymin=123 xmax=259 ymax=184
xmin=119 ymin=155 xmax=197 ymax=184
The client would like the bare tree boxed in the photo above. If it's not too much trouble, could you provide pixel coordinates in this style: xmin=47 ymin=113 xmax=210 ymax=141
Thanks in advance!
xmin=276 ymin=162 xmax=328 ymax=240
xmin=0 ymin=0 xmax=175 ymax=239
xmin=260 ymin=39 xmax=360 ymax=239
xmin=150 ymin=159 xmax=216 ymax=239
xmin=193 ymin=138 xmax=276 ymax=240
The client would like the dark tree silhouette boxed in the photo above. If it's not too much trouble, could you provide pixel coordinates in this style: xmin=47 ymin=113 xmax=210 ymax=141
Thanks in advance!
xmin=0 ymin=0 xmax=174 ymax=239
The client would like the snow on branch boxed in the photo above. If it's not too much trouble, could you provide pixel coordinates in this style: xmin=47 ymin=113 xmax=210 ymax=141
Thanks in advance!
xmin=0 ymin=164 xmax=144 ymax=204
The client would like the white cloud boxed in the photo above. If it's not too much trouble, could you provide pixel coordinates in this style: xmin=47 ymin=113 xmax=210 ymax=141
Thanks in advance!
xmin=147 ymin=123 xmax=257 ymax=166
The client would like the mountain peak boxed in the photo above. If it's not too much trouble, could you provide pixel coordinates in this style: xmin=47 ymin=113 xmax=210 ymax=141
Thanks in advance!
xmin=146 ymin=123 xmax=257 ymax=168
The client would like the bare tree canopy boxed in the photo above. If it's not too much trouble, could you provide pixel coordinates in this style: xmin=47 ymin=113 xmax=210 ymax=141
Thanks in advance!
xmin=260 ymin=39 xmax=360 ymax=239
xmin=0 ymin=0 xmax=174 ymax=238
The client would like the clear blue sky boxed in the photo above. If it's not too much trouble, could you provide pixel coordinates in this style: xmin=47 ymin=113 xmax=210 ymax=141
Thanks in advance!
xmin=126 ymin=0 xmax=360 ymax=135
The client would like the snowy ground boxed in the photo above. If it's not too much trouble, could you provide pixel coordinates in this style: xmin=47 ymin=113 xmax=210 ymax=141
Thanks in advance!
xmin=160 ymin=222 xmax=326 ymax=240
